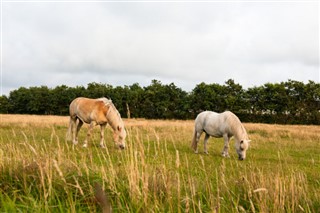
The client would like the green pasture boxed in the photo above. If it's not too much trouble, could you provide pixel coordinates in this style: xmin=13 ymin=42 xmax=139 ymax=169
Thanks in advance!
xmin=0 ymin=118 xmax=319 ymax=212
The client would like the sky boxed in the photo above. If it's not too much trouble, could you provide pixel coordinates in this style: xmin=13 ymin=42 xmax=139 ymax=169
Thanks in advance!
xmin=1 ymin=0 xmax=319 ymax=96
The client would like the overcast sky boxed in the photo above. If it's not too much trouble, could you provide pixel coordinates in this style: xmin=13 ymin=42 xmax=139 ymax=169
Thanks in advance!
xmin=1 ymin=1 xmax=319 ymax=95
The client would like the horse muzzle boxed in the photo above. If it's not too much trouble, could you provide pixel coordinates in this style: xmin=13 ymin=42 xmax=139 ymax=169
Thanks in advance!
xmin=238 ymin=156 xmax=244 ymax=161
xmin=119 ymin=144 xmax=125 ymax=150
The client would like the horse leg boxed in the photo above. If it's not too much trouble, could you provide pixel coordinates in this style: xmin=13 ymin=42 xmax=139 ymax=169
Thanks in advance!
xmin=221 ymin=134 xmax=230 ymax=158
xmin=67 ymin=117 xmax=75 ymax=142
xmin=194 ymin=131 xmax=202 ymax=154
xmin=74 ymin=119 xmax=83 ymax=145
xmin=203 ymin=133 xmax=210 ymax=154
xmin=83 ymin=122 xmax=94 ymax=148
xmin=99 ymin=124 xmax=106 ymax=148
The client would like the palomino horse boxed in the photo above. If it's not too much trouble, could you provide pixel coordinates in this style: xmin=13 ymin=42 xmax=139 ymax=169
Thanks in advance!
xmin=67 ymin=97 xmax=126 ymax=149
xmin=191 ymin=111 xmax=250 ymax=160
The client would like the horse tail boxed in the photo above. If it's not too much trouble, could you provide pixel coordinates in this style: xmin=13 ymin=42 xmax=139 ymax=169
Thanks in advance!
xmin=191 ymin=128 xmax=197 ymax=151
xmin=66 ymin=117 xmax=73 ymax=141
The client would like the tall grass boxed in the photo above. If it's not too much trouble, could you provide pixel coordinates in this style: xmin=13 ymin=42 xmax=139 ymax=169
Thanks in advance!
xmin=0 ymin=115 xmax=319 ymax=212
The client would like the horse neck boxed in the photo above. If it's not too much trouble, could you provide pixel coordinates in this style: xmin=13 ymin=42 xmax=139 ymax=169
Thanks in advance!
xmin=106 ymin=105 xmax=123 ymax=131
xmin=233 ymin=122 xmax=248 ymax=142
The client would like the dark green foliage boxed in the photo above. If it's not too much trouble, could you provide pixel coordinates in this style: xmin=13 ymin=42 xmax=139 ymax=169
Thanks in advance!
xmin=1 ymin=79 xmax=319 ymax=124
xmin=0 ymin=95 xmax=9 ymax=113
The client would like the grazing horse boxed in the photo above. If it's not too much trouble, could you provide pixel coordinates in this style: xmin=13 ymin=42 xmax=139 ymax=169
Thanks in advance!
xmin=191 ymin=111 xmax=250 ymax=160
xmin=67 ymin=97 xmax=126 ymax=149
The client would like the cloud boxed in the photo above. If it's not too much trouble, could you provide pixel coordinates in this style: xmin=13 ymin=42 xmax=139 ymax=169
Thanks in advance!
xmin=1 ymin=2 xmax=319 ymax=95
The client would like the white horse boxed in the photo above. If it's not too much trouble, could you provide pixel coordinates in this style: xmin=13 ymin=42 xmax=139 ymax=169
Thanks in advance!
xmin=67 ymin=97 xmax=126 ymax=149
xmin=191 ymin=111 xmax=250 ymax=160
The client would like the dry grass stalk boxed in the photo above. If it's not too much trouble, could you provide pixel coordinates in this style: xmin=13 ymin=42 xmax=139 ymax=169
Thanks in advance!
xmin=0 ymin=114 xmax=319 ymax=212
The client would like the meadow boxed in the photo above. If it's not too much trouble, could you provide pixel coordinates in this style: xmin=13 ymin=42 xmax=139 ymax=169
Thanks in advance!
xmin=0 ymin=114 xmax=319 ymax=212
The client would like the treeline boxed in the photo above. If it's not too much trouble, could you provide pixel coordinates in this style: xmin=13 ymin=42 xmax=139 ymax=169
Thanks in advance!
xmin=0 ymin=79 xmax=319 ymax=124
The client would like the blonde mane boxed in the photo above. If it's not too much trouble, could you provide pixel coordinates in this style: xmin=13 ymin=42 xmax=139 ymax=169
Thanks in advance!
xmin=98 ymin=97 xmax=113 ymax=106
xmin=100 ymin=98 xmax=124 ymax=131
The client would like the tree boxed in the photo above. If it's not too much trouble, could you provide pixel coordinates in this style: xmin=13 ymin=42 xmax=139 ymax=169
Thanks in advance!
xmin=224 ymin=79 xmax=246 ymax=112
xmin=3 ymin=79 xmax=319 ymax=124
xmin=0 ymin=95 xmax=9 ymax=113
xmin=27 ymin=86 xmax=51 ymax=114
xmin=51 ymin=85 xmax=77 ymax=115
xmin=8 ymin=87 xmax=32 ymax=114
xmin=165 ymin=83 xmax=189 ymax=119
xmin=302 ymin=81 xmax=320 ymax=124
xmin=86 ymin=82 xmax=113 ymax=98
xmin=139 ymin=80 xmax=188 ymax=119
xmin=141 ymin=80 xmax=168 ymax=119
xmin=189 ymin=82 xmax=226 ymax=117
xmin=125 ymin=83 xmax=144 ymax=118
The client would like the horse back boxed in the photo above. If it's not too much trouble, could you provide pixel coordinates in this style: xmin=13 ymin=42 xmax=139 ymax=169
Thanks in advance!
xmin=195 ymin=111 xmax=234 ymax=137
xmin=70 ymin=97 xmax=110 ymax=124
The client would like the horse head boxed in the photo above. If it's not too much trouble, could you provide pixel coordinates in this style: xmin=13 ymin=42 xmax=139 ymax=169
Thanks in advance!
xmin=235 ymin=139 xmax=251 ymax=160
xmin=104 ymin=100 xmax=127 ymax=150
xmin=113 ymin=125 xmax=126 ymax=149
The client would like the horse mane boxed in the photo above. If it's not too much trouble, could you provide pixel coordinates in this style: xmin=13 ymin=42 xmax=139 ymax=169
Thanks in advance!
xmin=98 ymin=97 xmax=113 ymax=106
xmin=99 ymin=97 xmax=123 ymax=130
xmin=224 ymin=111 xmax=248 ymax=141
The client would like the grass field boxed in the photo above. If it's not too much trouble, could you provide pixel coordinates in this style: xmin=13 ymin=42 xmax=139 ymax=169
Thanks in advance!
xmin=0 ymin=114 xmax=319 ymax=212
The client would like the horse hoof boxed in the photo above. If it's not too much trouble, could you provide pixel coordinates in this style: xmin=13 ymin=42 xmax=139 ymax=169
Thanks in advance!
xmin=222 ymin=153 xmax=230 ymax=158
